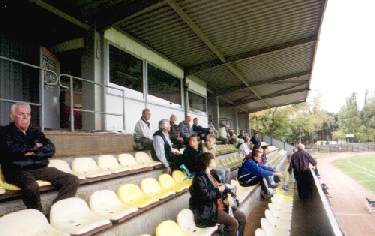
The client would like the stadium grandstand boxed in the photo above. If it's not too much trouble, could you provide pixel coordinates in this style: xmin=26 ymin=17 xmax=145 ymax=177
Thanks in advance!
xmin=0 ymin=0 xmax=343 ymax=236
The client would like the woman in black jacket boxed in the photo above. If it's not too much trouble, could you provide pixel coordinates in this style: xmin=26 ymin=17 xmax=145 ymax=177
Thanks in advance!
xmin=189 ymin=152 xmax=246 ymax=236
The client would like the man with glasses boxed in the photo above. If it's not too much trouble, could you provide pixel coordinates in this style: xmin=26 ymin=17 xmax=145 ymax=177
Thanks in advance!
xmin=0 ymin=102 xmax=79 ymax=212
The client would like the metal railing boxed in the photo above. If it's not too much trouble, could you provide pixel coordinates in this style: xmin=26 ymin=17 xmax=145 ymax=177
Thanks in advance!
xmin=0 ymin=55 xmax=126 ymax=131
xmin=0 ymin=55 xmax=60 ymax=131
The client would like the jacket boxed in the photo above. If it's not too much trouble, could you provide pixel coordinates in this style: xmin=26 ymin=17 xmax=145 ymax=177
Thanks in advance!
xmin=189 ymin=171 xmax=220 ymax=227
xmin=182 ymin=145 xmax=201 ymax=173
xmin=237 ymin=159 xmax=274 ymax=180
xmin=0 ymin=123 xmax=55 ymax=173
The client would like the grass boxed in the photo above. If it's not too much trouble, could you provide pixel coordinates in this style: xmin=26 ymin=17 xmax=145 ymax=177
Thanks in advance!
xmin=334 ymin=154 xmax=375 ymax=193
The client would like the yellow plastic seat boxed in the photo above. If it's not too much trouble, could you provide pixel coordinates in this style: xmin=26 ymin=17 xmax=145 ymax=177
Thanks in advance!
xmin=118 ymin=153 xmax=144 ymax=170
xmin=141 ymin=178 xmax=172 ymax=200
xmin=134 ymin=152 xmax=161 ymax=167
xmin=117 ymin=184 xmax=157 ymax=208
xmin=0 ymin=168 xmax=50 ymax=191
xmin=97 ymin=155 xmax=129 ymax=174
xmin=49 ymin=159 xmax=85 ymax=180
xmin=71 ymin=157 xmax=111 ymax=178
xmin=50 ymin=197 xmax=112 ymax=236
xmin=156 ymin=220 xmax=189 ymax=236
xmin=158 ymin=174 xmax=181 ymax=193
xmin=0 ymin=209 xmax=68 ymax=236
xmin=89 ymin=190 xmax=138 ymax=222
xmin=172 ymin=170 xmax=192 ymax=189
xmin=177 ymin=209 xmax=218 ymax=236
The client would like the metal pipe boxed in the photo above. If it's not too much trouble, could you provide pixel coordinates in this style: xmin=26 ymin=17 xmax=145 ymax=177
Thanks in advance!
xmin=0 ymin=98 xmax=41 ymax=107
xmin=69 ymin=76 xmax=75 ymax=132
xmin=40 ymin=72 xmax=45 ymax=131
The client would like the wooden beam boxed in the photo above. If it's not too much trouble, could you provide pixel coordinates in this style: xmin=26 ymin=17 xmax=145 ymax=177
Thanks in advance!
xmin=186 ymin=36 xmax=317 ymax=75
xmin=217 ymin=70 xmax=311 ymax=96
xmin=30 ymin=0 xmax=90 ymax=31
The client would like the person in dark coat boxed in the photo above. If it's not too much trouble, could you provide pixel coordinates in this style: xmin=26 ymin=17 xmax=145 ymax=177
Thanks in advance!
xmin=182 ymin=134 xmax=201 ymax=173
xmin=288 ymin=143 xmax=317 ymax=200
xmin=251 ymin=132 xmax=261 ymax=148
xmin=192 ymin=117 xmax=210 ymax=140
xmin=0 ymin=102 xmax=79 ymax=212
xmin=189 ymin=152 xmax=246 ymax=236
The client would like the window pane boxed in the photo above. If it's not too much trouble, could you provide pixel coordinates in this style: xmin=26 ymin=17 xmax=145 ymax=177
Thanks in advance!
xmin=109 ymin=45 xmax=143 ymax=95
xmin=147 ymin=64 xmax=181 ymax=106
xmin=189 ymin=91 xmax=207 ymax=112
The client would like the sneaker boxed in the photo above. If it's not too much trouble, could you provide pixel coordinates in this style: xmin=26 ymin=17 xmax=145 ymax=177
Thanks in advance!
xmin=261 ymin=191 xmax=273 ymax=200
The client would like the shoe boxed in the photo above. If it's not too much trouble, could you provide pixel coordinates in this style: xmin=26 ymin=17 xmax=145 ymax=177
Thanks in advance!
xmin=269 ymin=184 xmax=278 ymax=188
xmin=261 ymin=191 xmax=272 ymax=200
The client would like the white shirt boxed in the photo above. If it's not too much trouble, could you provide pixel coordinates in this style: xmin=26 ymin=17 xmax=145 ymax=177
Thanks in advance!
xmin=134 ymin=118 xmax=153 ymax=140
xmin=153 ymin=131 xmax=172 ymax=167
xmin=239 ymin=143 xmax=251 ymax=159
xmin=218 ymin=127 xmax=227 ymax=139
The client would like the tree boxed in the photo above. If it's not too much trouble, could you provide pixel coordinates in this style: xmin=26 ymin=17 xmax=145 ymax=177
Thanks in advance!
xmin=337 ymin=93 xmax=362 ymax=134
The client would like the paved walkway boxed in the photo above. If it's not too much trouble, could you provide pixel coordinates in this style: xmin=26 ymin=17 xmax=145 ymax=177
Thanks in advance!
xmin=316 ymin=152 xmax=375 ymax=236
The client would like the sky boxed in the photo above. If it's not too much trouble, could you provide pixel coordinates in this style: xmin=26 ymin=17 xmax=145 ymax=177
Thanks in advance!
xmin=309 ymin=0 xmax=375 ymax=113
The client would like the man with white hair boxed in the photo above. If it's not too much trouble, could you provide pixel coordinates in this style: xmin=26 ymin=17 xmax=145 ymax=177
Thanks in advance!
xmin=134 ymin=108 xmax=153 ymax=150
xmin=152 ymin=119 xmax=182 ymax=174
xmin=0 ymin=102 xmax=79 ymax=212
xmin=288 ymin=143 xmax=317 ymax=200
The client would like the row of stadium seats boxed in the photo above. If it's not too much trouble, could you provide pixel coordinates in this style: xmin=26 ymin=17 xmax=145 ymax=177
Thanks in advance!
xmin=0 ymin=152 xmax=161 ymax=193
xmin=0 ymin=170 xmax=192 ymax=236
xmin=256 ymin=176 xmax=294 ymax=236
xmin=215 ymin=144 xmax=238 ymax=155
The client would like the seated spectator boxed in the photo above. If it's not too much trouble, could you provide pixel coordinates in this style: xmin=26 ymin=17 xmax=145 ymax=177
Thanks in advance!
xmin=192 ymin=118 xmax=210 ymax=140
xmin=179 ymin=115 xmax=193 ymax=144
xmin=169 ymin=114 xmax=183 ymax=149
xmin=218 ymin=123 xmax=228 ymax=144
xmin=134 ymin=108 xmax=153 ymax=150
xmin=152 ymin=119 xmax=182 ymax=174
xmin=237 ymin=149 xmax=282 ymax=199
xmin=237 ymin=130 xmax=245 ymax=140
xmin=201 ymin=134 xmax=216 ymax=156
xmin=203 ymin=134 xmax=231 ymax=184
xmin=228 ymin=129 xmax=238 ymax=144
xmin=189 ymin=152 xmax=246 ymax=236
xmin=182 ymin=134 xmax=201 ymax=173
xmin=239 ymin=136 xmax=252 ymax=159
xmin=0 ymin=102 xmax=79 ymax=212
xmin=260 ymin=145 xmax=269 ymax=165
xmin=251 ymin=132 xmax=261 ymax=149
xmin=208 ymin=116 xmax=217 ymax=136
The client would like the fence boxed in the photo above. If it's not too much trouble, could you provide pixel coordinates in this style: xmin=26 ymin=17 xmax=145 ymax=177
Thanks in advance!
xmin=310 ymin=143 xmax=375 ymax=152
xmin=261 ymin=133 xmax=294 ymax=155
xmin=0 ymin=55 xmax=126 ymax=131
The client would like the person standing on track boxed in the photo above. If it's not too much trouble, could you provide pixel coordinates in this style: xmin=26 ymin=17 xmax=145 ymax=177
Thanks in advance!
xmin=288 ymin=143 xmax=317 ymax=200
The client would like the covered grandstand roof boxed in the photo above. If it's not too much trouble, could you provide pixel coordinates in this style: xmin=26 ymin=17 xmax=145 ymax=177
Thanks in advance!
xmin=34 ymin=0 xmax=327 ymax=112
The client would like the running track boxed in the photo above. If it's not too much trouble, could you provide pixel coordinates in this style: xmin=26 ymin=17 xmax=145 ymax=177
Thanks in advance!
xmin=316 ymin=152 xmax=375 ymax=236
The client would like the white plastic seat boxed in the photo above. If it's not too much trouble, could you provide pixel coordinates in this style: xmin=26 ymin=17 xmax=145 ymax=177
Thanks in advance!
xmin=265 ymin=209 xmax=291 ymax=229
xmin=49 ymin=159 xmax=85 ymax=180
xmin=261 ymin=218 xmax=289 ymax=236
xmin=255 ymin=228 xmax=266 ymax=236
xmin=172 ymin=170 xmax=192 ymax=190
xmin=71 ymin=158 xmax=111 ymax=178
xmin=141 ymin=178 xmax=172 ymax=199
xmin=117 ymin=184 xmax=157 ymax=208
xmin=158 ymin=174 xmax=182 ymax=193
xmin=89 ymin=190 xmax=138 ymax=222
xmin=0 ymin=209 xmax=68 ymax=236
xmin=97 ymin=155 xmax=129 ymax=174
xmin=134 ymin=152 xmax=161 ymax=167
xmin=50 ymin=197 xmax=112 ymax=236
xmin=177 ymin=209 xmax=217 ymax=236
xmin=156 ymin=220 xmax=189 ymax=236
xmin=118 ymin=153 xmax=143 ymax=170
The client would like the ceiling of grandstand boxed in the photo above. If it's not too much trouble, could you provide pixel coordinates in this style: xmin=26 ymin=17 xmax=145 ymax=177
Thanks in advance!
xmin=31 ymin=0 xmax=327 ymax=112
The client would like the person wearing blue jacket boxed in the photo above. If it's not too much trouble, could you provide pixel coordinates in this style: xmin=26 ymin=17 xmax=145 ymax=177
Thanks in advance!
xmin=237 ymin=149 xmax=282 ymax=199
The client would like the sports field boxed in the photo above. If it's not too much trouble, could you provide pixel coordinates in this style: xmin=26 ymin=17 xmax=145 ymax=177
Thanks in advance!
xmin=334 ymin=154 xmax=375 ymax=193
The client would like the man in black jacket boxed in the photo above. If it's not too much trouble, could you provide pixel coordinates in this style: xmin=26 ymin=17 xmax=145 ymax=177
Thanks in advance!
xmin=182 ymin=134 xmax=201 ymax=173
xmin=0 ymin=102 xmax=79 ymax=212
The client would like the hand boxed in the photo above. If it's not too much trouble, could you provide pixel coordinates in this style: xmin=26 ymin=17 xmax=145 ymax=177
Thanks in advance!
xmin=24 ymin=152 xmax=35 ymax=156
xmin=218 ymin=184 xmax=225 ymax=192
xmin=227 ymin=194 xmax=233 ymax=207
xmin=35 ymin=142 xmax=43 ymax=148
xmin=274 ymin=172 xmax=283 ymax=177
xmin=164 ymin=167 xmax=172 ymax=175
